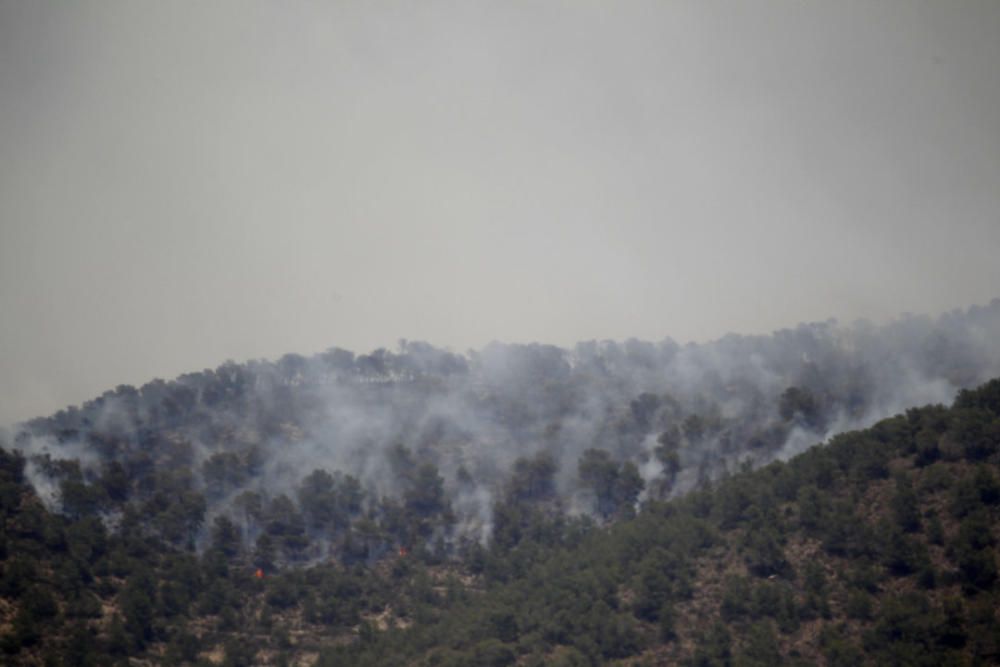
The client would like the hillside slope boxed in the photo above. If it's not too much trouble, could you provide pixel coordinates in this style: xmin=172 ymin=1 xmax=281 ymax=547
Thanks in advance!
xmin=9 ymin=301 xmax=1000 ymax=569
xmin=1 ymin=376 xmax=999 ymax=665
xmin=331 ymin=379 xmax=1000 ymax=666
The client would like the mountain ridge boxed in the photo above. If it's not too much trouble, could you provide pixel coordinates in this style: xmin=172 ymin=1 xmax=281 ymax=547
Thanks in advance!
xmin=1 ymin=301 xmax=1000 ymax=664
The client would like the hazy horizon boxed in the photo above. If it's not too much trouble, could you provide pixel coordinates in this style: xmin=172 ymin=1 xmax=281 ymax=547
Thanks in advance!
xmin=2 ymin=1 xmax=999 ymax=425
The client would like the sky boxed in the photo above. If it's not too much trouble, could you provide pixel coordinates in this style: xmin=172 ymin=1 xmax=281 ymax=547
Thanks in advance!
xmin=1 ymin=1 xmax=999 ymax=426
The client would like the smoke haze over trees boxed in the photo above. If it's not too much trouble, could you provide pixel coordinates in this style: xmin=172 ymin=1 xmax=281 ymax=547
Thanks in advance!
xmin=7 ymin=300 xmax=1000 ymax=563
xmin=3 ymin=3 xmax=999 ymax=663
xmin=2 ymin=307 xmax=1000 ymax=664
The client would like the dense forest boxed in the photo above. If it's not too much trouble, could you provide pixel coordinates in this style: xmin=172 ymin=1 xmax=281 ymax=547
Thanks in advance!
xmin=1 ymin=301 xmax=1000 ymax=664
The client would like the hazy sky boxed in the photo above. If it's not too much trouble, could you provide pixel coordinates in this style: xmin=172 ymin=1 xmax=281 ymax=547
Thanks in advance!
xmin=1 ymin=1 xmax=999 ymax=425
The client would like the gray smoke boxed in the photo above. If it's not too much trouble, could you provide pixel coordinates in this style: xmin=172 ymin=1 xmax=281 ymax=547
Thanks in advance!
xmin=8 ymin=299 xmax=1000 ymax=549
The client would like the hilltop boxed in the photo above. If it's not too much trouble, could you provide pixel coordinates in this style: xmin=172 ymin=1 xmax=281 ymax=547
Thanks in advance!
xmin=1 ymin=302 xmax=1000 ymax=664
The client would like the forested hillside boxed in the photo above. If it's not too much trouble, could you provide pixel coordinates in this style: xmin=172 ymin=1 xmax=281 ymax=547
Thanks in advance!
xmin=1 ymin=302 xmax=1000 ymax=664
xmin=332 ymin=378 xmax=1000 ymax=666
xmin=11 ymin=302 xmax=1000 ymax=558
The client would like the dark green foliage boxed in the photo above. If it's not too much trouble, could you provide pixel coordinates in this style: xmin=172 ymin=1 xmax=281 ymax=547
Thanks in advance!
xmin=2 ymin=375 xmax=1000 ymax=665
xmin=954 ymin=378 xmax=1000 ymax=413
xmin=972 ymin=465 xmax=1000 ymax=504
xmin=203 ymin=451 xmax=250 ymax=498
xmin=62 ymin=621 xmax=99 ymax=667
xmin=742 ymin=525 xmax=788 ymax=577
xmin=578 ymin=448 xmax=645 ymax=519
xmin=690 ymin=621 xmax=732 ymax=667
xmin=0 ymin=555 xmax=37 ymax=597
xmin=956 ymin=547 xmax=997 ymax=591
xmin=615 ymin=462 xmax=645 ymax=519
xmin=120 ymin=567 xmax=156 ymax=649
xmin=210 ymin=515 xmax=242 ymax=558
xmin=861 ymin=591 xmax=972 ymax=666
xmin=60 ymin=478 xmax=108 ymax=519
xmin=222 ymin=637 xmax=258 ymax=667
xmin=736 ymin=621 xmax=782 ymax=667
xmin=262 ymin=494 xmax=310 ymax=560
xmin=405 ymin=463 xmax=448 ymax=517
xmin=21 ymin=585 xmax=58 ymax=620
xmin=578 ymin=449 xmax=618 ymax=517
xmin=654 ymin=428 xmax=682 ymax=489
xmin=891 ymin=473 xmax=922 ymax=532
xmin=820 ymin=625 xmax=864 ymax=667
xmin=164 ymin=628 xmax=201 ymax=664
xmin=658 ymin=603 xmax=677 ymax=642
xmin=795 ymin=484 xmax=825 ymax=532
xmin=507 ymin=453 xmax=558 ymax=504
xmin=845 ymin=588 xmax=874 ymax=621
xmin=883 ymin=523 xmax=934 ymax=582
xmin=914 ymin=428 xmax=942 ymax=466
xmin=946 ymin=407 xmax=1000 ymax=461
xmin=779 ymin=386 xmax=823 ymax=429
xmin=720 ymin=575 xmax=752 ymax=622
xmin=820 ymin=501 xmax=875 ymax=559
xmin=633 ymin=547 xmax=682 ymax=621
xmin=298 ymin=468 xmax=363 ymax=533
